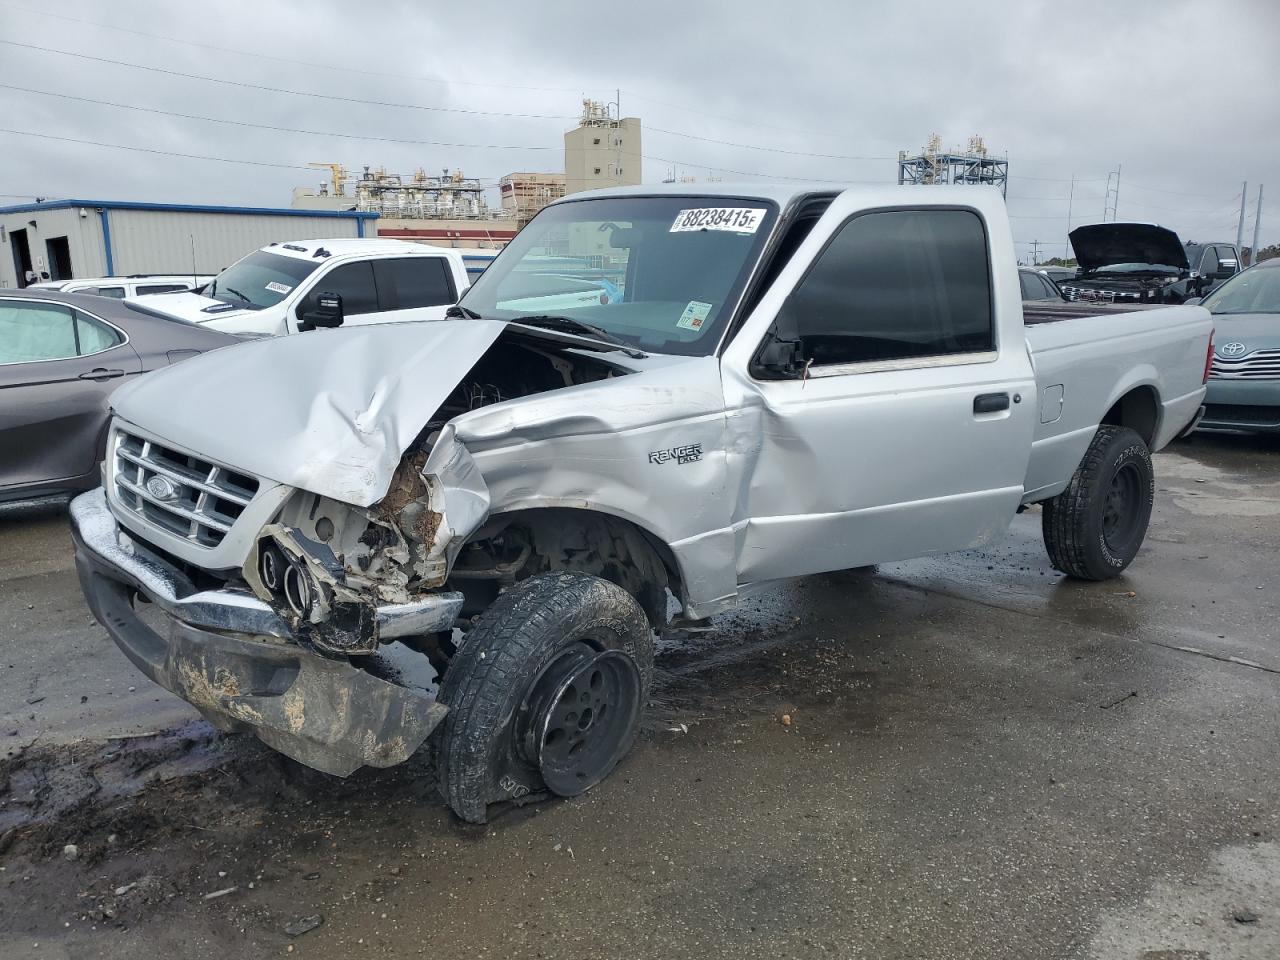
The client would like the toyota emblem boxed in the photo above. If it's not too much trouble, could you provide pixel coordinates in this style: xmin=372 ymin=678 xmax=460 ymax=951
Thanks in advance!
xmin=145 ymin=475 xmax=180 ymax=502
xmin=1219 ymin=342 xmax=1248 ymax=357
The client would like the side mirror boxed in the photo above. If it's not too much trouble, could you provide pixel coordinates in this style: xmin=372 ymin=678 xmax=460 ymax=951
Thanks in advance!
xmin=751 ymin=295 xmax=807 ymax=379
xmin=298 ymin=292 xmax=344 ymax=331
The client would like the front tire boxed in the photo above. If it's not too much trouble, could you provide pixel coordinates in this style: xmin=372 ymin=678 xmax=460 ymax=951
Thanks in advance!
xmin=435 ymin=571 xmax=653 ymax=823
xmin=1042 ymin=425 xmax=1154 ymax=580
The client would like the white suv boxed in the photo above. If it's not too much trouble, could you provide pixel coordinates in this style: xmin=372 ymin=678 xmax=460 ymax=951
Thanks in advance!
xmin=133 ymin=239 xmax=470 ymax=336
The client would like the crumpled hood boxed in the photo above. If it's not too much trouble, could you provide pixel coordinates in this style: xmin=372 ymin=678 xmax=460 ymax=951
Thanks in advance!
xmin=1070 ymin=222 xmax=1189 ymax=273
xmin=128 ymin=290 xmax=254 ymax=323
xmin=110 ymin=319 xmax=508 ymax=507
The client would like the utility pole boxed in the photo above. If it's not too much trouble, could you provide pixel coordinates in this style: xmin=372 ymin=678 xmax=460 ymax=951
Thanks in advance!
xmin=1030 ymin=239 xmax=1041 ymax=265
xmin=1236 ymin=181 xmax=1248 ymax=251
xmin=1066 ymin=174 xmax=1075 ymax=259
xmin=1251 ymin=184 xmax=1264 ymax=264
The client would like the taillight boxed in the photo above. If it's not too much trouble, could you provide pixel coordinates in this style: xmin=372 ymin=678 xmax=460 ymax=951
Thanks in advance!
xmin=1203 ymin=329 xmax=1215 ymax=384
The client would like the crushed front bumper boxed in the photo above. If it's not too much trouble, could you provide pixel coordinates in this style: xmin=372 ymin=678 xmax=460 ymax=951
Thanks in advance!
xmin=70 ymin=488 xmax=460 ymax=776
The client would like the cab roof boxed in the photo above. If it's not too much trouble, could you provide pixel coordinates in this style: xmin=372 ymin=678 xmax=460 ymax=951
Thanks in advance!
xmin=258 ymin=238 xmax=456 ymax=261
xmin=550 ymin=181 xmax=1011 ymax=210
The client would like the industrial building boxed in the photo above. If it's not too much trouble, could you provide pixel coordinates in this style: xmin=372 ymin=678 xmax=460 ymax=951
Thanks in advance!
xmin=564 ymin=100 xmax=642 ymax=195
xmin=288 ymin=100 xmax=644 ymax=249
xmin=292 ymin=165 xmax=519 ymax=249
xmin=897 ymin=135 xmax=1008 ymax=196
xmin=0 ymin=198 xmax=376 ymax=289
xmin=499 ymin=172 xmax=567 ymax=226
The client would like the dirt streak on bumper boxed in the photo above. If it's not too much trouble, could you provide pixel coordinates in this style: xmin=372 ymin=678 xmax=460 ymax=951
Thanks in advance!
xmin=70 ymin=489 xmax=450 ymax=776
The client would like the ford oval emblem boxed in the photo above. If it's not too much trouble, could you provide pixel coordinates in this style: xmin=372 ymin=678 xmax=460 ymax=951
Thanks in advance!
xmin=1219 ymin=342 xmax=1248 ymax=357
xmin=145 ymin=475 xmax=179 ymax=502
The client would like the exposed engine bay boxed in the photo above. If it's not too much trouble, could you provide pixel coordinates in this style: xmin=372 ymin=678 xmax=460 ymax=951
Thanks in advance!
xmin=242 ymin=337 xmax=625 ymax=656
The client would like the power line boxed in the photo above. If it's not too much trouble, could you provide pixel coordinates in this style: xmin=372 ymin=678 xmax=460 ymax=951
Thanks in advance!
xmin=0 ymin=127 xmax=506 ymax=182
xmin=0 ymin=1 xmax=585 ymax=96
xmin=1 ymin=85 xmax=874 ymax=186
xmin=0 ymin=40 xmax=577 ymax=121
xmin=0 ymin=1 xmax=877 ymax=143
xmin=0 ymin=83 xmax=560 ymax=152
xmin=646 ymin=125 xmax=894 ymax=161
xmin=1119 ymin=180 xmax=1238 ymax=201
xmin=4 ymin=80 xmax=897 ymax=166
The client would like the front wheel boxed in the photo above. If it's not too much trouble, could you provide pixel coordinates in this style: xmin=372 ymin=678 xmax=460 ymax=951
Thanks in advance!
xmin=1042 ymin=425 xmax=1154 ymax=580
xmin=434 ymin=571 xmax=653 ymax=823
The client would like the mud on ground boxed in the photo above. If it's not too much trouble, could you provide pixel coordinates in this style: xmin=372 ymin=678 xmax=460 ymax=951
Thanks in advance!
xmin=2 ymin=434 xmax=1280 ymax=960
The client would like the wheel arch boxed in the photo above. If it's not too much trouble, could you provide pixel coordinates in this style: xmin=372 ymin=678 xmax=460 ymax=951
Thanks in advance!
xmin=453 ymin=502 xmax=689 ymax=628
xmin=1101 ymin=382 xmax=1161 ymax=447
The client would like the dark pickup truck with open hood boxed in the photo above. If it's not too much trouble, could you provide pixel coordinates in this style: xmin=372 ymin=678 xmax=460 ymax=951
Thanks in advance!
xmin=1059 ymin=222 xmax=1222 ymax=306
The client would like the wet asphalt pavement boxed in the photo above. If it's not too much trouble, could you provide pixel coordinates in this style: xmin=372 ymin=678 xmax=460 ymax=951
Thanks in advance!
xmin=1 ymin=431 xmax=1278 ymax=959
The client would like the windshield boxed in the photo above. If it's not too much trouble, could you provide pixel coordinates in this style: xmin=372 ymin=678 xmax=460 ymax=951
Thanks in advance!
xmin=207 ymin=249 xmax=319 ymax=309
xmin=459 ymin=195 xmax=778 ymax=356
xmin=1201 ymin=265 xmax=1280 ymax=315
xmin=1092 ymin=262 xmax=1182 ymax=275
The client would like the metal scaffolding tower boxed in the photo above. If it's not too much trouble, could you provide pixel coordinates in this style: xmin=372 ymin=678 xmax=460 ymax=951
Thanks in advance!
xmin=1103 ymin=166 xmax=1122 ymax=222
xmin=897 ymin=135 xmax=1008 ymax=197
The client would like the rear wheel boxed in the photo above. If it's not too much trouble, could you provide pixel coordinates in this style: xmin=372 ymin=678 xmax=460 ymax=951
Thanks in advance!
xmin=434 ymin=571 xmax=652 ymax=823
xmin=1042 ymin=425 xmax=1154 ymax=580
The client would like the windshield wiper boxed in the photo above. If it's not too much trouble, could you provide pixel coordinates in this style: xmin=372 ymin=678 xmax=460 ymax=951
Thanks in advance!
xmin=446 ymin=304 xmax=483 ymax=319
xmin=222 ymin=286 xmax=252 ymax=304
xmin=510 ymin=315 xmax=647 ymax=358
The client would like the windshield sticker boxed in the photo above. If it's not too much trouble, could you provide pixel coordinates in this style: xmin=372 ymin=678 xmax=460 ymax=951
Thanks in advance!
xmin=265 ymin=281 xmax=292 ymax=295
xmin=670 ymin=207 xmax=766 ymax=234
xmin=676 ymin=300 xmax=714 ymax=331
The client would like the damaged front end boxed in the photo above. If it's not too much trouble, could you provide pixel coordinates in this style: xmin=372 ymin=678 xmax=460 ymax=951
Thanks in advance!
xmin=79 ymin=320 xmax=636 ymax=776
xmin=70 ymin=428 xmax=492 ymax=777
xmin=242 ymin=431 xmax=491 ymax=657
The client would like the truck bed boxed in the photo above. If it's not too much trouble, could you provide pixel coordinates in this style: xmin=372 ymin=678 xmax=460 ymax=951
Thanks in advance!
xmin=1021 ymin=302 xmax=1211 ymax=502
xmin=1022 ymin=301 xmax=1163 ymax=325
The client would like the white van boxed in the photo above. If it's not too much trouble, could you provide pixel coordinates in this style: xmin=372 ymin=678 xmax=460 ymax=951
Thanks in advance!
xmin=133 ymin=239 xmax=469 ymax=336
xmin=30 ymin=275 xmax=215 ymax=299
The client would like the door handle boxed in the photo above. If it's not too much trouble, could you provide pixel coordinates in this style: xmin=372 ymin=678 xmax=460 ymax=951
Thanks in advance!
xmin=78 ymin=368 xmax=126 ymax=381
xmin=973 ymin=392 xmax=1010 ymax=414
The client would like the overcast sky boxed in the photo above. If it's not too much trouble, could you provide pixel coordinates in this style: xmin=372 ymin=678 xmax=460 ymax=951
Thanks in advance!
xmin=1 ymin=0 xmax=1277 ymax=259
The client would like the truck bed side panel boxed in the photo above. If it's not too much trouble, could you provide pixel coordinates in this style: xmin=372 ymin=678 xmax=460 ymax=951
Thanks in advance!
xmin=1022 ymin=304 xmax=1210 ymax=502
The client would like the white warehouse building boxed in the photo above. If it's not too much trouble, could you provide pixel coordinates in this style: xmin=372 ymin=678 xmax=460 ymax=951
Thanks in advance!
xmin=0 ymin=198 xmax=379 ymax=288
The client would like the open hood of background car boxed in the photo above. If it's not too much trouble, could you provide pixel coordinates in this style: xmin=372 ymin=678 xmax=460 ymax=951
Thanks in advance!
xmin=1069 ymin=223 xmax=1189 ymax=273
xmin=110 ymin=320 xmax=509 ymax=507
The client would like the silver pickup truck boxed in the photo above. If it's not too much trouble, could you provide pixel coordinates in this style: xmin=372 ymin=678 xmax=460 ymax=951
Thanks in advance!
xmin=70 ymin=184 xmax=1213 ymax=822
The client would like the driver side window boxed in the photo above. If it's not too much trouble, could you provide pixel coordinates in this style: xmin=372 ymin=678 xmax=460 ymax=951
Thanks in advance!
xmin=787 ymin=209 xmax=994 ymax=367
xmin=297 ymin=261 xmax=378 ymax=318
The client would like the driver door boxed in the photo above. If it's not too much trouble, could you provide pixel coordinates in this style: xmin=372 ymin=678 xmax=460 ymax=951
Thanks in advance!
xmin=720 ymin=197 xmax=1037 ymax=585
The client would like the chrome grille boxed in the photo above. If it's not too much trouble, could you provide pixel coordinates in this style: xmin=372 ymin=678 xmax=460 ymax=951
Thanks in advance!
xmin=112 ymin=430 xmax=259 ymax=547
xmin=1209 ymin=349 xmax=1280 ymax=381
xmin=1060 ymin=285 xmax=1143 ymax=304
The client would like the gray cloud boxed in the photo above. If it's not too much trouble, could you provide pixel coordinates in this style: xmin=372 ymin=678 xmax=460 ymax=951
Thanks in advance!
xmin=1 ymin=0 xmax=1276 ymax=257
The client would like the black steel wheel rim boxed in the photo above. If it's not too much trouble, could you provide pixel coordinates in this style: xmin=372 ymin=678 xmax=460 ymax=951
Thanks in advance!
xmin=524 ymin=645 xmax=641 ymax=797
xmin=1102 ymin=461 xmax=1143 ymax=552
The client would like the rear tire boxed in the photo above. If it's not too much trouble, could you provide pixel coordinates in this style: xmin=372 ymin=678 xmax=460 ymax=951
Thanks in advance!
xmin=1042 ymin=425 xmax=1154 ymax=580
xmin=434 ymin=571 xmax=652 ymax=823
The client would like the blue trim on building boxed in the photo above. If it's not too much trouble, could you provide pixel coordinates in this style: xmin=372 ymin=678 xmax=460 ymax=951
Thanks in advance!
xmin=0 ymin=199 xmax=379 ymax=221
xmin=98 ymin=209 xmax=114 ymax=276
